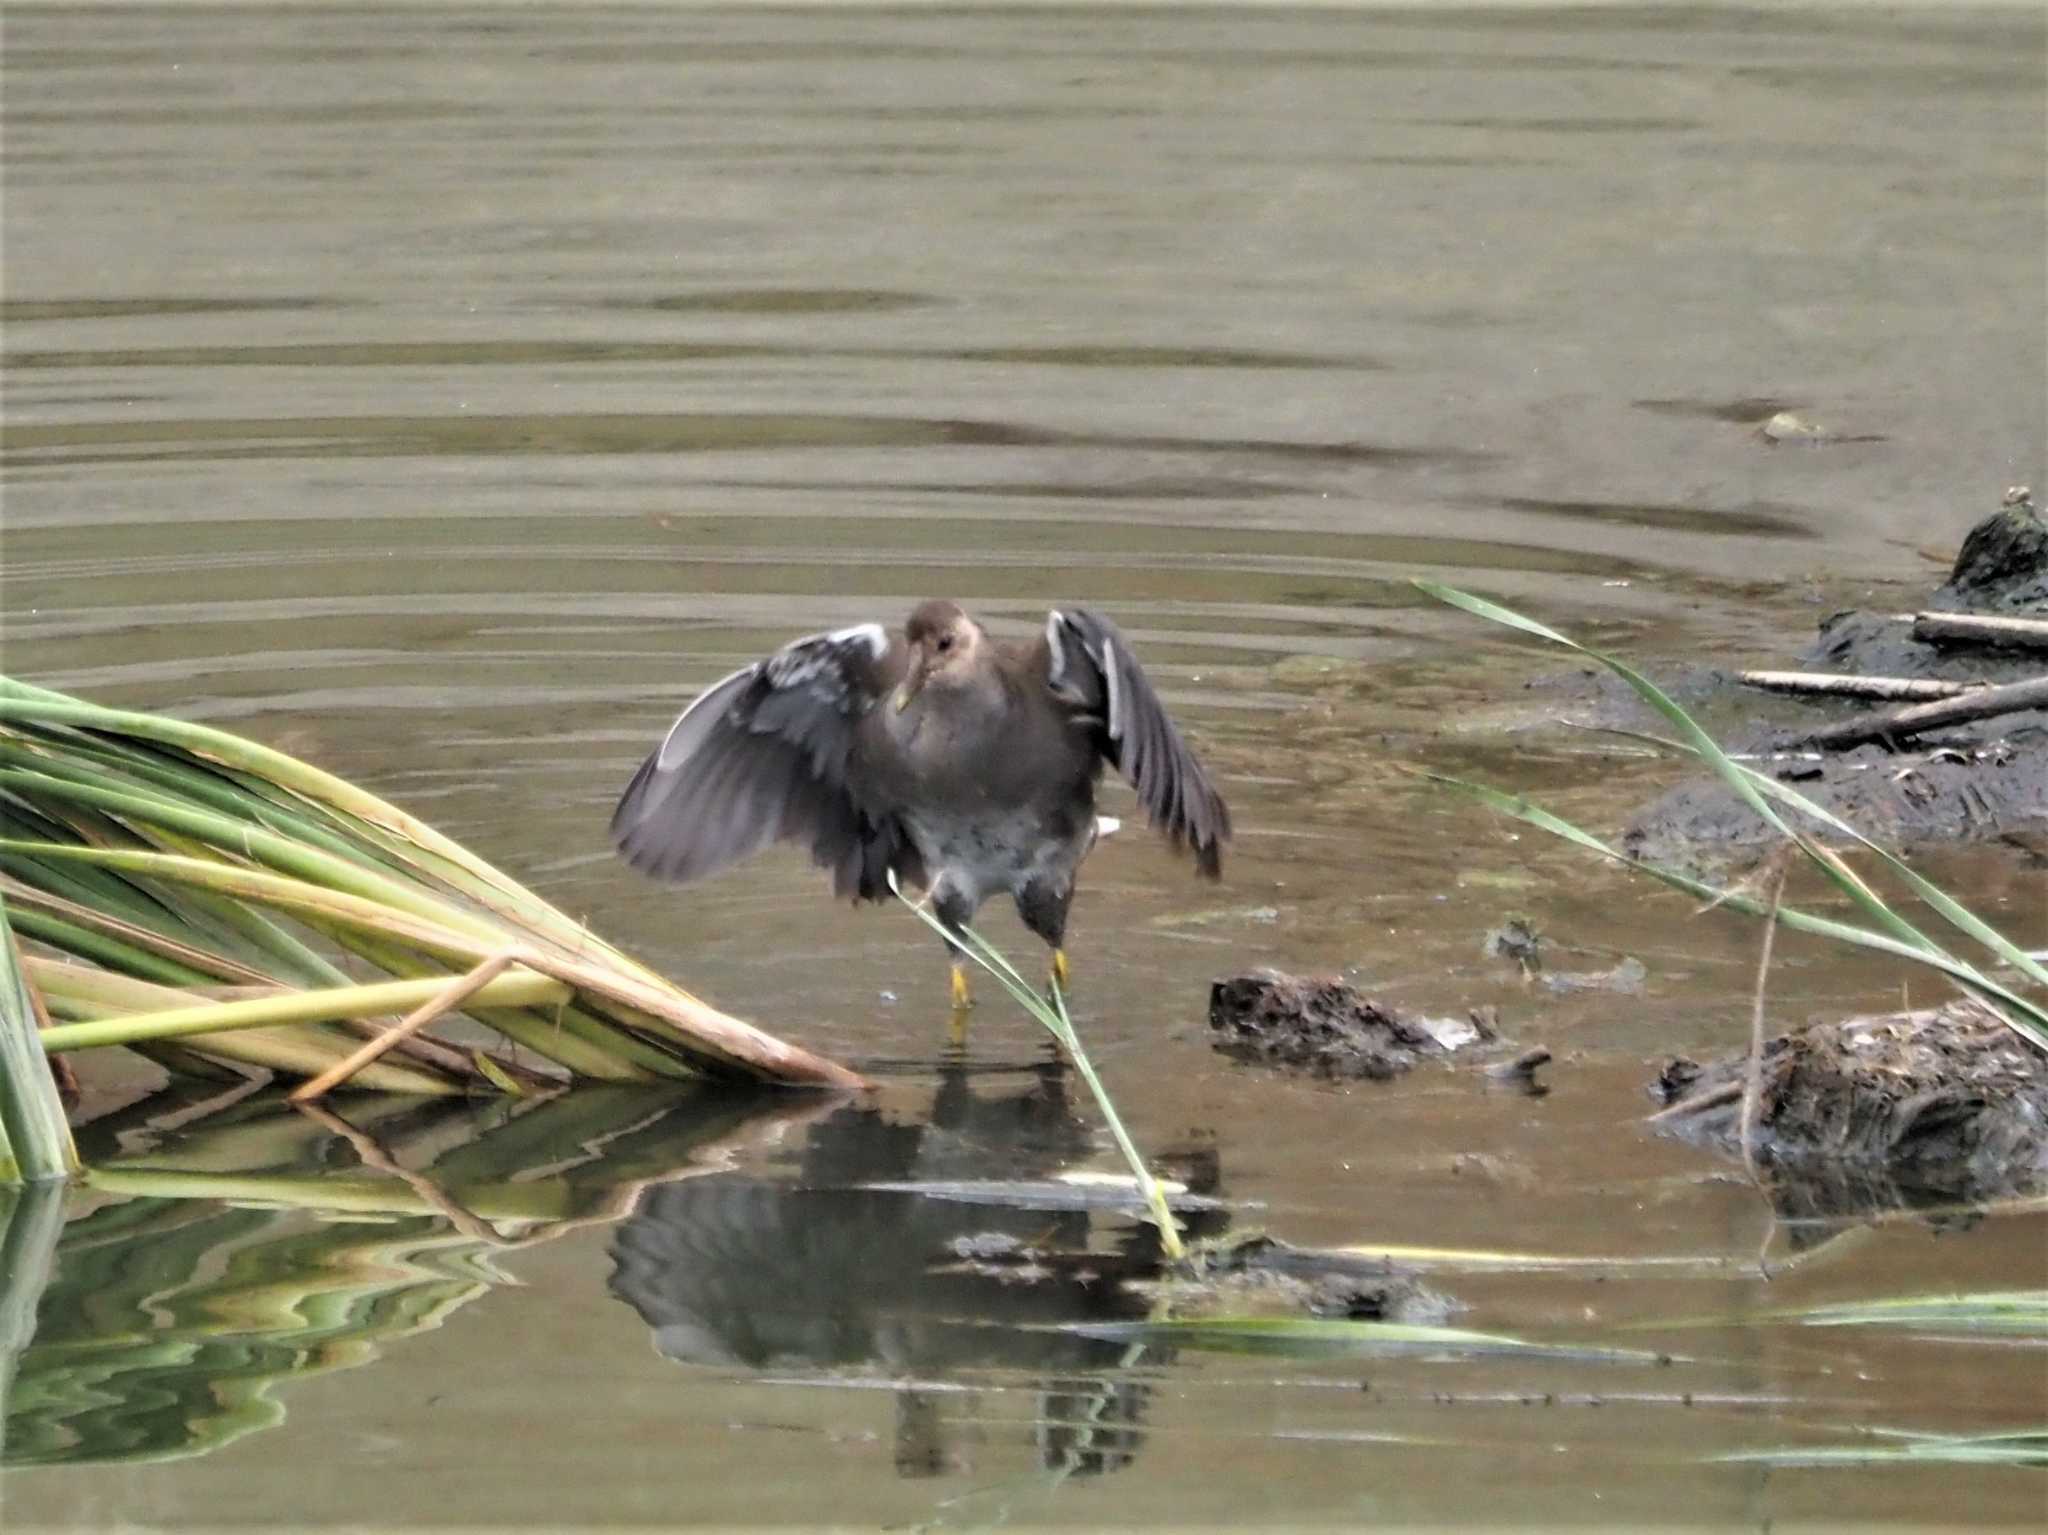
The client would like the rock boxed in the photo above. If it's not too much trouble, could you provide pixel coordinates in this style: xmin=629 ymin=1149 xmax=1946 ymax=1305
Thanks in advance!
xmin=1208 ymin=970 xmax=1499 ymax=1080
xmin=1759 ymin=410 xmax=1830 ymax=444
xmin=1933 ymin=494 xmax=2048 ymax=614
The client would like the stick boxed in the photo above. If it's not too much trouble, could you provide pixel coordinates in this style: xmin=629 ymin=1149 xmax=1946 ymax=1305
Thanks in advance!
xmin=1646 ymin=1079 xmax=1744 ymax=1124
xmin=1740 ymin=860 xmax=1790 ymax=1187
xmin=1912 ymin=612 xmax=2048 ymax=653
xmin=1739 ymin=671 xmax=1978 ymax=702
xmin=289 ymin=950 xmax=520 ymax=1103
xmin=1790 ymin=676 xmax=2048 ymax=749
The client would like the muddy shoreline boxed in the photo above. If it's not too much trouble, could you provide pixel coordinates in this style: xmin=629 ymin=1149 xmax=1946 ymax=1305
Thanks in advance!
xmin=1624 ymin=498 xmax=2047 ymax=866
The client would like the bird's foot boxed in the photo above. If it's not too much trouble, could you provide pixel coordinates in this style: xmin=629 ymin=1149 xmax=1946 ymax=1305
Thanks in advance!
xmin=1048 ymin=948 xmax=1070 ymax=997
xmin=947 ymin=962 xmax=974 ymax=1046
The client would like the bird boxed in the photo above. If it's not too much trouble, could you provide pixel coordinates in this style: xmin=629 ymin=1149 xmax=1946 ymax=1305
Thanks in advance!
xmin=610 ymin=600 xmax=1230 ymax=1024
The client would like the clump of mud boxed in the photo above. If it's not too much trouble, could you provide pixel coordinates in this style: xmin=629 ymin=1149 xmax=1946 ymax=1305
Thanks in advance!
xmin=1651 ymin=1001 xmax=2048 ymax=1214
xmin=1209 ymin=970 xmax=1498 ymax=1080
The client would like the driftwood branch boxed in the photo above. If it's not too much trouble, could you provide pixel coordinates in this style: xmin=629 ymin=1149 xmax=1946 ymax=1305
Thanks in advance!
xmin=1911 ymin=611 xmax=2048 ymax=653
xmin=1789 ymin=676 xmax=2048 ymax=749
xmin=1739 ymin=670 xmax=1978 ymax=702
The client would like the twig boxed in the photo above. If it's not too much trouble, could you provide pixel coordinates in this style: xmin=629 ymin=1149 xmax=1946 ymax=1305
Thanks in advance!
xmin=1789 ymin=675 xmax=2048 ymax=749
xmin=1912 ymin=611 xmax=2048 ymax=653
xmin=1740 ymin=859 xmax=1791 ymax=1189
xmin=1646 ymin=1079 xmax=1744 ymax=1124
xmin=288 ymin=950 xmax=520 ymax=1103
xmin=1739 ymin=670 xmax=1978 ymax=702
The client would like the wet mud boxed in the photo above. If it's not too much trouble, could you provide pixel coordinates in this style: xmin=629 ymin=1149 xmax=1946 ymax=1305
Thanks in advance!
xmin=1624 ymin=499 xmax=2048 ymax=867
xmin=1652 ymin=1000 xmax=2048 ymax=1215
xmin=1209 ymin=970 xmax=1500 ymax=1080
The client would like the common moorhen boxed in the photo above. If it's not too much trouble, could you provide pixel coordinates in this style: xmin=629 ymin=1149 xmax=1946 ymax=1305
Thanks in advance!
xmin=612 ymin=601 xmax=1230 ymax=1013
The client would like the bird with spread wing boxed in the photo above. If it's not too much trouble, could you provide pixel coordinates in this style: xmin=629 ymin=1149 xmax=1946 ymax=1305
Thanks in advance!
xmin=612 ymin=601 xmax=1230 ymax=1028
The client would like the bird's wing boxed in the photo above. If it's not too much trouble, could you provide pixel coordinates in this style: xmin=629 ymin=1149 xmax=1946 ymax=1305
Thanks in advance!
xmin=612 ymin=623 xmax=917 ymax=898
xmin=1037 ymin=608 xmax=1231 ymax=876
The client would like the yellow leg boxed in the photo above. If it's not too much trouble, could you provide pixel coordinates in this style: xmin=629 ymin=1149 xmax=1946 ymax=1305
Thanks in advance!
xmin=1050 ymin=948 xmax=1070 ymax=992
xmin=947 ymin=962 xmax=974 ymax=1047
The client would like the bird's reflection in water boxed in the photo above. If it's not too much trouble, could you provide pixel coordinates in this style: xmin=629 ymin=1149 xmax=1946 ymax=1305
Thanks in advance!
xmin=608 ymin=1055 xmax=1225 ymax=1480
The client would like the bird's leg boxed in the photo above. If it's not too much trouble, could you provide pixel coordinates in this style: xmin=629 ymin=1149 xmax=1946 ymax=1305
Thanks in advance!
xmin=1015 ymin=877 xmax=1075 ymax=1002
xmin=931 ymin=882 xmax=977 ymax=1041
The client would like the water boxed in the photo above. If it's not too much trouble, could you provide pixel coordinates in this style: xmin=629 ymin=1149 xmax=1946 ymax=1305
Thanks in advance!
xmin=3 ymin=4 xmax=2044 ymax=1527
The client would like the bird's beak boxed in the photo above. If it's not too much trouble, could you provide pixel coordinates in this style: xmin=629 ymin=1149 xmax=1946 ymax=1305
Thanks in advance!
xmin=895 ymin=652 xmax=928 ymax=712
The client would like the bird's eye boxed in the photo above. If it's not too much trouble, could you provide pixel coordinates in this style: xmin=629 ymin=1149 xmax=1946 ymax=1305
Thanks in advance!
xmin=936 ymin=635 xmax=954 ymax=653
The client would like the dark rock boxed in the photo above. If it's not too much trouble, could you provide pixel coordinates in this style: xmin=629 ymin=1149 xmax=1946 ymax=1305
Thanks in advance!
xmin=1933 ymin=493 xmax=2047 ymax=614
xmin=1208 ymin=970 xmax=1498 ymax=1080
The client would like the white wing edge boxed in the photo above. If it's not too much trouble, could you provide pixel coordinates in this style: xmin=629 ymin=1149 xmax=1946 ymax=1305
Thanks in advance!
xmin=653 ymin=623 xmax=886 ymax=772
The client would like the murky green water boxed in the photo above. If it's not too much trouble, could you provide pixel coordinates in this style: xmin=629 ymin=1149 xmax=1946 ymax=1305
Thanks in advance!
xmin=3 ymin=4 xmax=2044 ymax=1528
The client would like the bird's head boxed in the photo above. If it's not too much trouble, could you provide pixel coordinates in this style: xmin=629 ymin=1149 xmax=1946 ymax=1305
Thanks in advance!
xmin=897 ymin=600 xmax=983 ymax=710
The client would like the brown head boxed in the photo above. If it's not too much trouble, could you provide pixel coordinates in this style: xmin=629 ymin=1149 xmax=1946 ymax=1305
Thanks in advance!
xmin=896 ymin=600 xmax=985 ymax=710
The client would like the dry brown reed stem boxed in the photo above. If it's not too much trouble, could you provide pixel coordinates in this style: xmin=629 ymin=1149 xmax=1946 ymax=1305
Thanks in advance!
xmin=1645 ymin=1079 xmax=1744 ymax=1124
xmin=289 ymin=950 xmax=521 ymax=1103
xmin=1740 ymin=858 xmax=1792 ymax=1186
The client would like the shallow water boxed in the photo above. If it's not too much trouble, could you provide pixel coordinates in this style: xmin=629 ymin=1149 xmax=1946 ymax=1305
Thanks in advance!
xmin=3 ymin=3 xmax=2044 ymax=1528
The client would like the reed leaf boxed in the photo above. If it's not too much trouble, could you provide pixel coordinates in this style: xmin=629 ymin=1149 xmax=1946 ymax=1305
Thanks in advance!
xmin=2 ymin=676 xmax=862 ymax=1097
xmin=890 ymin=872 xmax=1185 ymax=1260
xmin=0 ymin=902 xmax=77 ymax=1182
xmin=1413 ymin=583 xmax=2048 ymax=1052
xmin=1585 ymin=724 xmax=2048 ymax=991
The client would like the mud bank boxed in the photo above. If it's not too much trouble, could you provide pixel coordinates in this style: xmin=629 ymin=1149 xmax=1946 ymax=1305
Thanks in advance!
xmin=1624 ymin=498 xmax=2048 ymax=867
xmin=1651 ymin=1001 xmax=2048 ymax=1214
